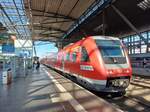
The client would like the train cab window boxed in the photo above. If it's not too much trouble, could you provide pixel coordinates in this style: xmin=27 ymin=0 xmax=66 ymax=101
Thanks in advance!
xmin=72 ymin=52 xmax=77 ymax=62
xmin=96 ymin=40 xmax=126 ymax=64
xmin=81 ymin=47 xmax=89 ymax=62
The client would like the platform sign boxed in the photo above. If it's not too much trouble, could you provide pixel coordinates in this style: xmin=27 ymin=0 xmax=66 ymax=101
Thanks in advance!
xmin=2 ymin=43 xmax=15 ymax=53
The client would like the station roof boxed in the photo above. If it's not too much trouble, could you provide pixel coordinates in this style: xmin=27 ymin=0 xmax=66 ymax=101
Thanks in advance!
xmin=1 ymin=0 xmax=149 ymax=47
xmin=82 ymin=0 xmax=150 ymax=37
xmin=24 ymin=0 xmax=150 ymax=46
xmin=24 ymin=0 xmax=96 ymax=41
xmin=63 ymin=0 xmax=150 ymax=44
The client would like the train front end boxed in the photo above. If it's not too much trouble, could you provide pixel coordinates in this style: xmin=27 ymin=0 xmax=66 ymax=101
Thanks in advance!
xmin=95 ymin=37 xmax=132 ymax=92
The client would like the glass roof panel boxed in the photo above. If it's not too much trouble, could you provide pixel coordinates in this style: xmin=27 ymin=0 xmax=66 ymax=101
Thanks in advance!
xmin=0 ymin=0 xmax=31 ymax=40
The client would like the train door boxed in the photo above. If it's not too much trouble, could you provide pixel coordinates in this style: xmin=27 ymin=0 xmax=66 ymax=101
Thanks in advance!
xmin=61 ymin=55 xmax=65 ymax=72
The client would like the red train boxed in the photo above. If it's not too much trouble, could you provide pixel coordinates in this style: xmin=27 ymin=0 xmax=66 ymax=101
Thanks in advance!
xmin=42 ymin=36 xmax=132 ymax=93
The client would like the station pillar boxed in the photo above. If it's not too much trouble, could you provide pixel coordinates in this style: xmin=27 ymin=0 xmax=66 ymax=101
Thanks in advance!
xmin=56 ymin=41 xmax=63 ymax=51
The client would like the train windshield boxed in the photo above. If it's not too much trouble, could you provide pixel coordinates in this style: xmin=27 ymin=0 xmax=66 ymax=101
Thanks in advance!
xmin=100 ymin=46 xmax=124 ymax=57
xmin=96 ymin=40 xmax=126 ymax=64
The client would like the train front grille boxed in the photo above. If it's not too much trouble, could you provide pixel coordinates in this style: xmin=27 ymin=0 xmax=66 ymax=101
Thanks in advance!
xmin=106 ymin=76 xmax=130 ymax=88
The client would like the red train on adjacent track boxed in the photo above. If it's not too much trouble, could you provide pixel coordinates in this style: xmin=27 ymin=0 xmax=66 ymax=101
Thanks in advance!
xmin=41 ymin=36 xmax=132 ymax=93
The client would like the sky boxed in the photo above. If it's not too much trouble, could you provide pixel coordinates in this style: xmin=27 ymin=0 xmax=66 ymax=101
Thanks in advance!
xmin=34 ymin=41 xmax=58 ymax=59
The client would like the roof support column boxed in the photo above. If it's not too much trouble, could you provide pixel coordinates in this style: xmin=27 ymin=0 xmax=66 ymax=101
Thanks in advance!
xmin=33 ymin=42 xmax=37 ymax=56
xmin=102 ymin=10 xmax=106 ymax=35
xmin=56 ymin=41 xmax=63 ymax=50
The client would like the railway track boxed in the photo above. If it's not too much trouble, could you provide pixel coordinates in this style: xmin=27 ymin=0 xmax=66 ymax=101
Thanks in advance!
xmin=124 ymin=95 xmax=150 ymax=109
xmin=102 ymin=94 xmax=150 ymax=112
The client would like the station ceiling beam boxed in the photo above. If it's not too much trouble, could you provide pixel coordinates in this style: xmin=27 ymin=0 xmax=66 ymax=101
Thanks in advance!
xmin=33 ymin=25 xmax=66 ymax=33
xmin=38 ymin=34 xmax=60 ymax=38
xmin=30 ymin=9 xmax=77 ymax=21
xmin=39 ymin=31 xmax=63 ymax=35
xmin=41 ymin=20 xmax=74 ymax=24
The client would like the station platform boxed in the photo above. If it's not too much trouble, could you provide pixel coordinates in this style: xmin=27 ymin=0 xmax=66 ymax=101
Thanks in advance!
xmin=0 ymin=66 xmax=122 ymax=112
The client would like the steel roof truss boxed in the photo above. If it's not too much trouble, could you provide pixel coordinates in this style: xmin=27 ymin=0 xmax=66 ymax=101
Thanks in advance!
xmin=41 ymin=20 xmax=73 ymax=24
xmin=39 ymin=30 xmax=63 ymax=35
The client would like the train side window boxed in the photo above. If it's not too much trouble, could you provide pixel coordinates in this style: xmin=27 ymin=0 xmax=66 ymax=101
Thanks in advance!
xmin=66 ymin=53 xmax=70 ymax=61
xmin=57 ymin=55 xmax=59 ymax=61
xmin=81 ymin=47 xmax=89 ymax=62
xmin=72 ymin=52 xmax=77 ymax=62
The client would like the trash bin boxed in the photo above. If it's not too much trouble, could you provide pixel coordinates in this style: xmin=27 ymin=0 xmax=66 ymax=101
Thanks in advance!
xmin=2 ymin=70 xmax=12 ymax=85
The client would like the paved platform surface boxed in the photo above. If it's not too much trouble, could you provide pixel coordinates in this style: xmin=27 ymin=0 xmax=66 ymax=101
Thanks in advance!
xmin=0 ymin=66 xmax=122 ymax=112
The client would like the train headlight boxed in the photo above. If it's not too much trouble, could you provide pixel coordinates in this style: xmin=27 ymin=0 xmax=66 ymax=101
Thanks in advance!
xmin=119 ymin=80 xmax=124 ymax=86
xmin=122 ymin=79 xmax=129 ymax=87
xmin=124 ymin=69 xmax=130 ymax=73
xmin=112 ymin=80 xmax=120 ymax=86
xmin=127 ymin=70 xmax=130 ymax=73
xmin=107 ymin=70 xmax=113 ymax=75
xmin=111 ymin=79 xmax=129 ymax=87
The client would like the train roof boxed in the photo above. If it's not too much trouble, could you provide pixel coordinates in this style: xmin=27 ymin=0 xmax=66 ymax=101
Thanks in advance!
xmin=63 ymin=36 xmax=120 ymax=51
xmin=91 ymin=36 xmax=120 ymax=40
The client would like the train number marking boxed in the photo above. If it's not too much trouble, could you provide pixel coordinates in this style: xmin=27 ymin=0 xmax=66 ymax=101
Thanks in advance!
xmin=80 ymin=65 xmax=94 ymax=71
